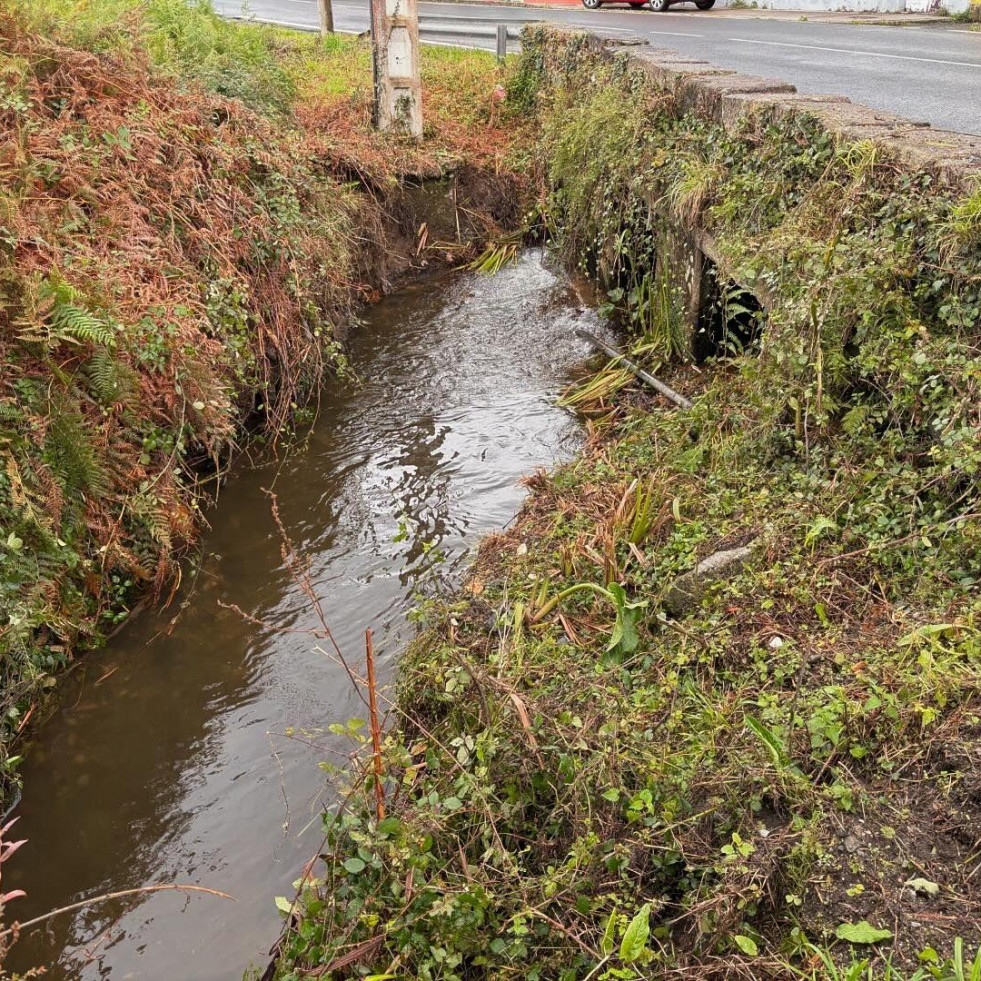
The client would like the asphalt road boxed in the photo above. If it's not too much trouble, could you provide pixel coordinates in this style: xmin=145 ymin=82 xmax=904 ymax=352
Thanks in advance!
xmin=212 ymin=0 xmax=981 ymax=135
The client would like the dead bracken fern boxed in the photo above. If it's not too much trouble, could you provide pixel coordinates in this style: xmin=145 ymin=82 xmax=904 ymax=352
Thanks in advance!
xmin=0 ymin=0 xmax=525 ymax=809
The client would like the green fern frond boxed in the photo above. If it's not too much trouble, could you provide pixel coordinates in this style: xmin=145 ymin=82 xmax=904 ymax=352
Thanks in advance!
xmin=84 ymin=349 xmax=138 ymax=406
xmin=35 ymin=276 xmax=119 ymax=349
xmin=43 ymin=403 xmax=111 ymax=499
xmin=129 ymin=495 xmax=173 ymax=553
xmin=50 ymin=303 xmax=117 ymax=348
xmin=147 ymin=506 xmax=173 ymax=551
xmin=0 ymin=400 xmax=24 ymax=423
xmin=841 ymin=404 xmax=871 ymax=437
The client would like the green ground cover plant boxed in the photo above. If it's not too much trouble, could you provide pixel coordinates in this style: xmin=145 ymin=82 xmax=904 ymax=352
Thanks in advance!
xmin=271 ymin=27 xmax=981 ymax=980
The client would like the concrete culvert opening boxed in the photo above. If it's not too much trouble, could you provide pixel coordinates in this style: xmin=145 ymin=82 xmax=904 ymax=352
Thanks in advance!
xmin=693 ymin=261 xmax=765 ymax=363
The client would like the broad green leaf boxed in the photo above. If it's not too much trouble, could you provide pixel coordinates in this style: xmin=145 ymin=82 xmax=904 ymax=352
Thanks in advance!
xmin=605 ymin=583 xmax=647 ymax=653
xmin=601 ymin=910 xmax=616 ymax=956
xmin=745 ymin=714 xmax=788 ymax=766
xmin=734 ymin=935 xmax=759 ymax=956
xmin=377 ymin=817 xmax=402 ymax=835
xmin=898 ymin=623 xmax=955 ymax=647
xmin=834 ymin=921 xmax=893 ymax=944
xmin=619 ymin=903 xmax=650 ymax=963
xmin=274 ymin=896 xmax=293 ymax=913
xmin=343 ymin=857 xmax=366 ymax=874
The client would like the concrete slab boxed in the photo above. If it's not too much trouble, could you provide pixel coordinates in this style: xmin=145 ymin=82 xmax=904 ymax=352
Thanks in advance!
xmin=677 ymin=74 xmax=797 ymax=121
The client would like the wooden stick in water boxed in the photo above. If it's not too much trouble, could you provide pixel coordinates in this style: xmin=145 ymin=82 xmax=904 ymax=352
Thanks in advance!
xmin=575 ymin=328 xmax=693 ymax=410
xmin=2 ymin=884 xmax=234 ymax=940
xmin=365 ymin=628 xmax=386 ymax=822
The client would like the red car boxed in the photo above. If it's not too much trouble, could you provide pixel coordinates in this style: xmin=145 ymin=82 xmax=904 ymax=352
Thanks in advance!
xmin=582 ymin=0 xmax=715 ymax=9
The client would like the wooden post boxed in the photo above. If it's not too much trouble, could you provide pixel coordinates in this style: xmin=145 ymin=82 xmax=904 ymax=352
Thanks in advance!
xmin=317 ymin=0 xmax=333 ymax=35
xmin=496 ymin=24 xmax=507 ymax=62
xmin=369 ymin=0 xmax=423 ymax=138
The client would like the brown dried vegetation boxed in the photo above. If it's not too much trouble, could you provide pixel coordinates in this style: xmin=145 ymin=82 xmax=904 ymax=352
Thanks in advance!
xmin=0 ymin=7 xmax=518 ymax=796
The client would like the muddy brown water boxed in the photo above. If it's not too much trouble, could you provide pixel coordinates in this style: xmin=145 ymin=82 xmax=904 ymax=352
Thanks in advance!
xmin=7 ymin=251 xmax=607 ymax=980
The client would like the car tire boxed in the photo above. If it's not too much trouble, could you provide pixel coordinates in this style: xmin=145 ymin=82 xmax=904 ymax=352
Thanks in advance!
xmin=582 ymin=0 xmax=602 ymax=8
xmin=649 ymin=0 xmax=669 ymax=10
xmin=694 ymin=0 xmax=716 ymax=7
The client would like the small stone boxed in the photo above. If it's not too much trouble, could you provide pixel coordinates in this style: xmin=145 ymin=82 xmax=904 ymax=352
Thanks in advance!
xmin=844 ymin=835 xmax=860 ymax=854
xmin=768 ymin=635 xmax=784 ymax=650
xmin=904 ymin=877 xmax=940 ymax=899
xmin=516 ymin=543 xmax=528 ymax=556
xmin=663 ymin=544 xmax=756 ymax=617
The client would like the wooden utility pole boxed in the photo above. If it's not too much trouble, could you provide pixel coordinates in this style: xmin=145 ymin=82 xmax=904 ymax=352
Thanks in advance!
xmin=369 ymin=0 xmax=423 ymax=138
xmin=317 ymin=0 xmax=333 ymax=35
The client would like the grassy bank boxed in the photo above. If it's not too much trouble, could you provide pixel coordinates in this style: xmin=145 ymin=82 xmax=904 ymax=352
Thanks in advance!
xmin=0 ymin=0 xmax=520 ymax=804
xmin=272 ymin=28 xmax=981 ymax=981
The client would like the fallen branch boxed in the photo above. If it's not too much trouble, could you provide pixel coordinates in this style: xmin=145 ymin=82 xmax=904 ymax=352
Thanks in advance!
xmin=575 ymin=328 xmax=693 ymax=410
xmin=2 ymin=883 xmax=235 ymax=939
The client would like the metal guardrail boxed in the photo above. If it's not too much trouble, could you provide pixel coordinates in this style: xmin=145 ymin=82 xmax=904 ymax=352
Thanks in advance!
xmin=418 ymin=23 xmax=521 ymax=37
xmin=417 ymin=19 xmax=521 ymax=56
xmin=417 ymin=21 xmax=521 ymax=57
xmin=221 ymin=9 xmax=523 ymax=55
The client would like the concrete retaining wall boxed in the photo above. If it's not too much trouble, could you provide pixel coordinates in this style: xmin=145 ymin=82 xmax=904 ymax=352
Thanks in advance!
xmin=530 ymin=26 xmax=981 ymax=342
xmin=594 ymin=37 xmax=981 ymax=192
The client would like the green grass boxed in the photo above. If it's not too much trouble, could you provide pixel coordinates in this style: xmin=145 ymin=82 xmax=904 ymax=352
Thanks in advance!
xmin=10 ymin=0 xmax=295 ymax=111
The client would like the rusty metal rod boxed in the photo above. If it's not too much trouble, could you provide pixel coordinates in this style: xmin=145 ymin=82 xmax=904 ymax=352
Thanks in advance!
xmin=365 ymin=628 xmax=386 ymax=822
xmin=575 ymin=328 xmax=693 ymax=410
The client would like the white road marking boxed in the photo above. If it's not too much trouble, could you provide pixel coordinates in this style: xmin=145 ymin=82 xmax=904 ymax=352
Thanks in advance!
xmin=648 ymin=29 xmax=703 ymax=37
xmin=226 ymin=14 xmax=345 ymax=30
xmin=727 ymin=36 xmax=981 ymax=69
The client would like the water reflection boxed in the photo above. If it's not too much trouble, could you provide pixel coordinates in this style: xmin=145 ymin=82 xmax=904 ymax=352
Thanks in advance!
xmin=8 ymin=251 xmax=607 ymax=980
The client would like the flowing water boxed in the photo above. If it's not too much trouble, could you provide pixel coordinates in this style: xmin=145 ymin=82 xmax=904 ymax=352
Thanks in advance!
xmin=7 ymin=251 xmax=606 ymax=980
